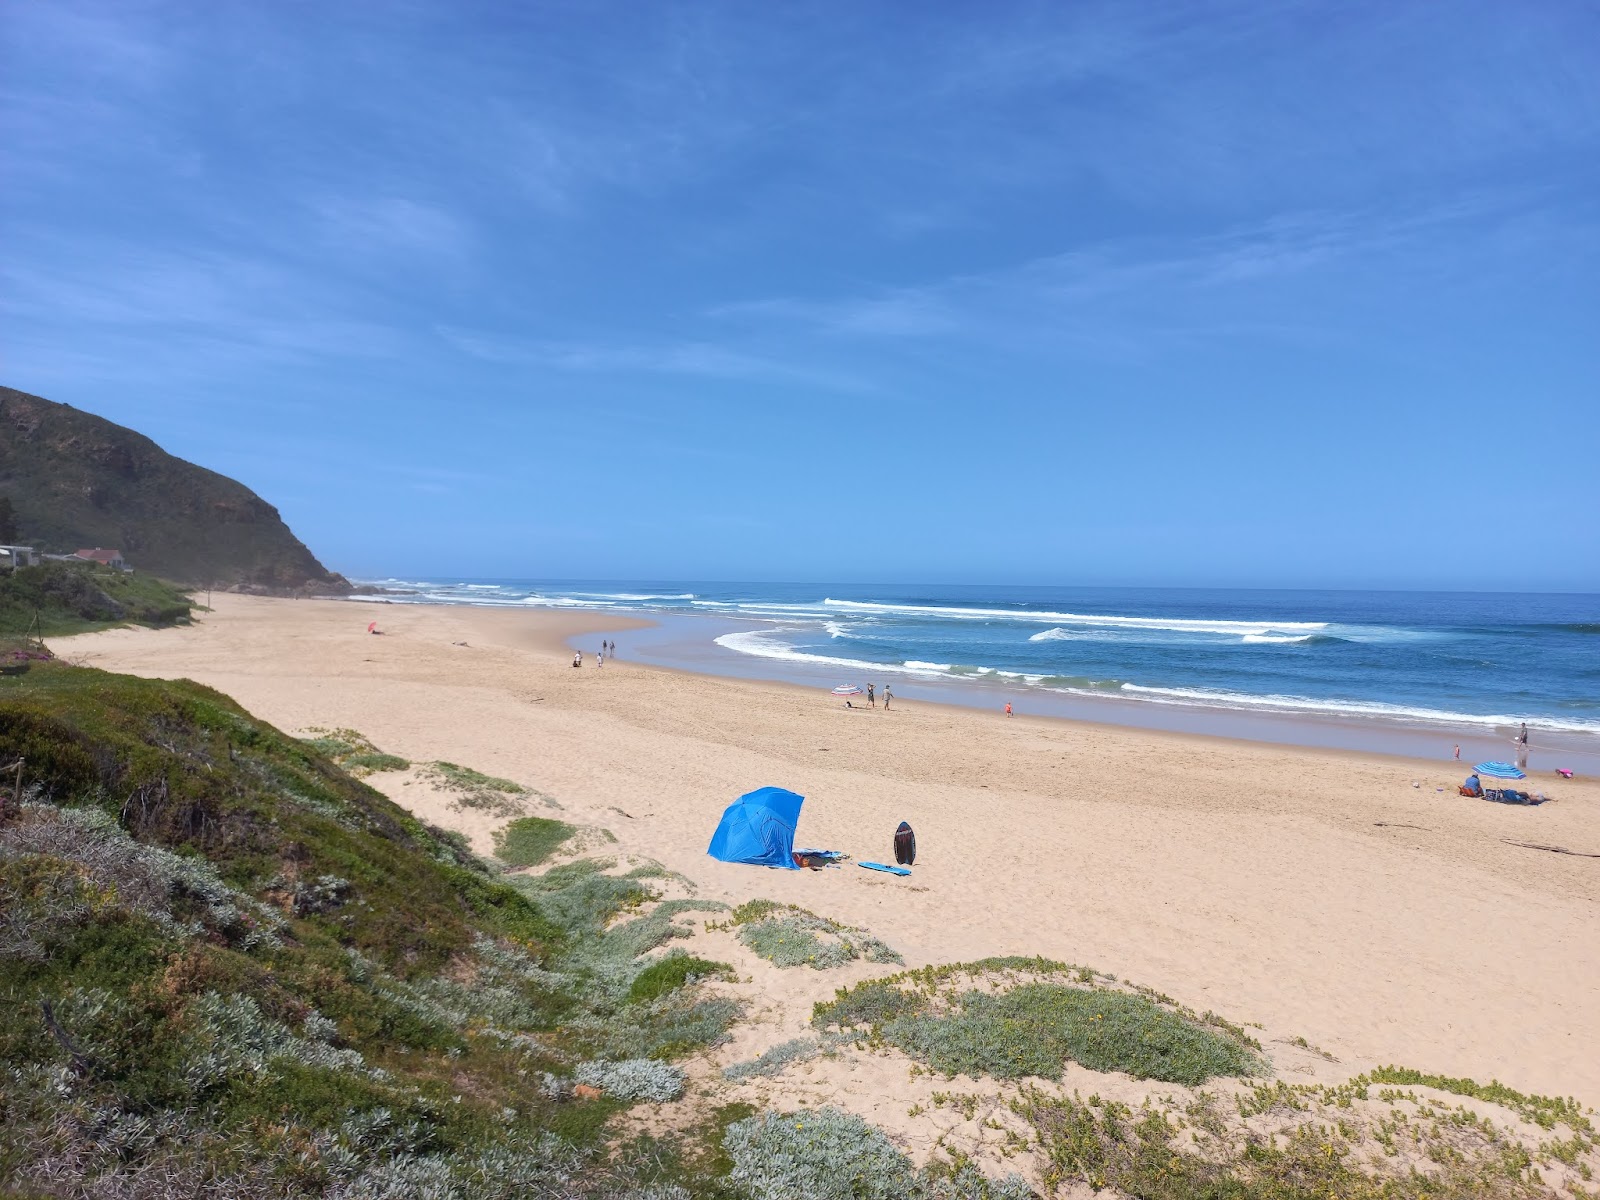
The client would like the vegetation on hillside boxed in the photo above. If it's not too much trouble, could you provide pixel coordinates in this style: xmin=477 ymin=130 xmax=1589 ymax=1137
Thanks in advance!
xmin=0 ymin=559 xmax=193 ymax=640
xmin=2 ymin=659 xmax=1595 ymax=1198
xmin=0 ymin=662 xmax=741 ymax=1198
xmin=0 ymin=386 xmax=347 ymax=591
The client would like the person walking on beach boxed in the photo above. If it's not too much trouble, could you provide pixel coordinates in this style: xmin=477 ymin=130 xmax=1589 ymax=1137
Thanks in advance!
xmin=867 ymin=683 xmax=875 ymax=708
xmin=1454 ymin=744 xmax=1461 ymax=761
xmin=1519 ymin=723 xmax=1529 ymax=747
xmin=597 ymin=648 xmax=604 ymax=669
xmin=883 ymin=685 xmax=892 ymax=709
xmin=1004 ymin=701 xmax=1012 ymax=718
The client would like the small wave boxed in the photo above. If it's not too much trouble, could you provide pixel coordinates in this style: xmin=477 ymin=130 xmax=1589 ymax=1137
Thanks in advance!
xmin=819 ymin=599 xmax=1332 ymax=636
xmin=823 ymin=621 xmax=852 ymax=639
xmin=714 ymin=631 xmax=965 ymax=679
xmin=1240 ymin=633 xmax=1314 ymax=644
xmin=1113 ymin=683 xmax=1600 ymax=734
xmin=902 ymin=660 xmax=952 ymax=672
xmin=568 ymin=591 xmax=697 ymax=601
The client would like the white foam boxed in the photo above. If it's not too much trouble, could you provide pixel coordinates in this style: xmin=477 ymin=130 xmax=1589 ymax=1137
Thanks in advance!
xmin=714 ymin=630 xmax=959 ymax=679
xmin=568 ymin=592 xmax=697 ymax=601
xmin=1112 ymin=683 xmax=1600 ymax=734
xmin=828 ymin=598 xmax=1326 ymax=637
xmin=902 ymin=660 xmax=952 ymax=672
xmin=1240 ymin=633 xmax=1314 ymax=644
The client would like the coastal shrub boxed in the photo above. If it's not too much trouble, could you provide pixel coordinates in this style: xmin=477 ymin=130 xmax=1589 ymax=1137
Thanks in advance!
xmin=494 ymin=816 xmax=577 ymax=868
xmin=424 ymin=761 xmax=528 ymax=816
xmin=628 ymin=954 xmax=735 ymax=1004
xmin=724 ymin=1107 xmax=1036 ymax=1200
xmin=724 ymin=1107 xmax=920 ymax=1200
xmin=298 ymin=728 xmax=410 ymax=776
xmin=573 ymin=1057 xmax=685 ymax=1102
xmin=722 ymin=1037 xmax=823 ymax=1081
xmin=1 ymin=801 xmax=286 ymax=950
xmin=814 ymin=965 xmax=1262 ymax=1088
xmin=880 ymin=982 xmax=1259 ymax=1086
xmin=730 ymin=901 xmax=902 ymax=971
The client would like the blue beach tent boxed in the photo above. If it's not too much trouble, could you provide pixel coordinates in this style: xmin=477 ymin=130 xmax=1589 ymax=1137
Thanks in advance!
xmin=708 ymin=787 xmax=804 ymax=869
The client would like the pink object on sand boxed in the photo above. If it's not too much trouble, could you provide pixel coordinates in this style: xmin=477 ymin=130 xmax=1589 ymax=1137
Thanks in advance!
xmin=1557 ymin=768 xmax=1573 ymax=778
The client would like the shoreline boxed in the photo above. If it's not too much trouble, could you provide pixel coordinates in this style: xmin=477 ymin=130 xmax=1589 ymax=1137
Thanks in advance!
xmin=547 ymin=608 xmax=1596 ymax=774
xmin=52 ymin=594 xmax=1600 ymax=1104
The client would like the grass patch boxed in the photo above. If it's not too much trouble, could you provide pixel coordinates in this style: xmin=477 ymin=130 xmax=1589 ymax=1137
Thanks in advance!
xmin=494 ymin=816 xmax=577 ymax=868
xmin=296 ymin=727 xmax=410 ymax=777
xmin=628 ymin=954 xmax=735 ymax=1004
xmin=422 ymin=760 xmax=528 ymax=816
xmin=814 ymin=962 xmax=1263 ymax=1088
xmin=721 ymin=900 xmax=901 ymax=970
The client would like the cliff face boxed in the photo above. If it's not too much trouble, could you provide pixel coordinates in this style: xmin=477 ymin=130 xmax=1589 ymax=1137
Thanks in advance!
xmin=0 ymin=386 xmax=347 ymax=591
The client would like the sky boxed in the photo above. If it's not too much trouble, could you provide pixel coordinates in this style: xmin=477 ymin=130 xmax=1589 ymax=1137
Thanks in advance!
xmin=3 ymin=1 xmax=1598 ymax=589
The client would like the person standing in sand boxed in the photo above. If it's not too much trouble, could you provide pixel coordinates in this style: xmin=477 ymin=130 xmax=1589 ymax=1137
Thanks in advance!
xmin=867 ymin=683 xmax=875 ymax=708
xmin=1454 ymin=744 xmax=1461 ymax=760
xmin=883 ymin=685 xmax=892 ymax=709
xmin=1005 ymin=701 xmax=1012 ymax=718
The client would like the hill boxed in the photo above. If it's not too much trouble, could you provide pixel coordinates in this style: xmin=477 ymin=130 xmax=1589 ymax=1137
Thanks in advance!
xmin=0 ymin=559 xmax=193 ymax=640
xmin=0 ymin=386 xmax=348 ymax=592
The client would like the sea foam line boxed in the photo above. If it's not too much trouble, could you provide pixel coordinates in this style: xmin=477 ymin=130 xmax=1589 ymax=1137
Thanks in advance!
xmin=826 ymin=598 xmax=1326 ymax=637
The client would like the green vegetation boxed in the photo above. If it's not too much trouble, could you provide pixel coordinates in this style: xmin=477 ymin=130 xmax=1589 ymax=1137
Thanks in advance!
xmin=628 ymin=954 xmax=736 ymax=1004
xmin=722 ymin=899 xmax=901 ymax=970
xmin=814 ymin=960 xmax=1262 ymax=1087
xmin=297 ymin=726 xmax=411 ymax=776
xmin=0 ymin=385 xmax=346 ymax=590
xmin=3 ymin=658 xmax=1592 ymax=1198
xmin=0 ymin=559 xmax=193 ymax=638
xmin=1018 ymin=1084 xmax=1595 ymax=1199
xmin=495 ymin=815 xmax=578 ymax=867
xmin=0 ymin=661 xmax=743 ymax=1197
xmin=424 ymin=759 xmax=529 ymax=816
xmin=723 ymin=1107 xmax=1031 ymax=1200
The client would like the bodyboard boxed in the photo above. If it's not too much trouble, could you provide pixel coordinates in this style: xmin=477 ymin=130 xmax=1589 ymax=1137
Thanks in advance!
xmin=859 ymin=861 xmax=911 ymax=876
xmin=893 ymin=821 xmax=916 ymax=866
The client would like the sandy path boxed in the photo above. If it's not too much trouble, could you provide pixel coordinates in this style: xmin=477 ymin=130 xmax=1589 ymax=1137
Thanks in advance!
xmin=55 ymin=595 xmax=1600 ymax=1102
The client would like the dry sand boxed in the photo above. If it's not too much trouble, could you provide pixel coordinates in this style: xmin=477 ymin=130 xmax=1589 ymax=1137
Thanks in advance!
xmin=59 ymin=594 xmax=1600 ymax=1108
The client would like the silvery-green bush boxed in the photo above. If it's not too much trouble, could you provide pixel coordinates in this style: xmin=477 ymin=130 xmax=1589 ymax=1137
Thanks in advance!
xmin=1 ymin=802 xmax=285 ymax=951
xmin=573 ymin=1058 xmax=684 ymax=1102
xmin=725 ymin=1108 xmax=1036 ymax=1200
xmin=724 ymin=1108 xmax=920 ymax=1200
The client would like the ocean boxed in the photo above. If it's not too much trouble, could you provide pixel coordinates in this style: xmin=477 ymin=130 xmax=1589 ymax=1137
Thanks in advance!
xmin=358 ymin=580 xmax=1600 ymax=765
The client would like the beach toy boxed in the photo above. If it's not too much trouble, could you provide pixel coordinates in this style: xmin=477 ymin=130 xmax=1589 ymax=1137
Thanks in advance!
xmin=859 ymin=862 xmax=911 ymax=876
xmin=1557 ymin=768 xmax=1573 ymax=778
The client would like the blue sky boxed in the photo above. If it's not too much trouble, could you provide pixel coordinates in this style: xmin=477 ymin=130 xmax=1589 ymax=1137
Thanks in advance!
xmin=4 ymin=2 xmax=1597 ymax=589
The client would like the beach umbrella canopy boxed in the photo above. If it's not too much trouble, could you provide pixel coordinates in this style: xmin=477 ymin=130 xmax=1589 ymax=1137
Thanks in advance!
xmin=831 ymin=684 xmax=863 ymax=697
xmin=1474 ymin=761 xmax=1526 ymax=780
xmin=707 ymin=786 xmax=805 ymax=870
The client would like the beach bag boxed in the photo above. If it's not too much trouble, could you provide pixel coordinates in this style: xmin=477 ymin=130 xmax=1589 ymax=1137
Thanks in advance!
xmin=894 ymin=821 xmax=916 ymax=866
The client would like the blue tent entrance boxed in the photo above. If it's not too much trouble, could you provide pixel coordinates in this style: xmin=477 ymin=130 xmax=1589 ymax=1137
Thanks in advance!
xmin=707 ymin=787 xmax=804 ymax=869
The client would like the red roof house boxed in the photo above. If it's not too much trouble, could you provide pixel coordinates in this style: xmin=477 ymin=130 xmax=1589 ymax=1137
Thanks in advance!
xmin=75 ymin=548 xmax=127 ymax=569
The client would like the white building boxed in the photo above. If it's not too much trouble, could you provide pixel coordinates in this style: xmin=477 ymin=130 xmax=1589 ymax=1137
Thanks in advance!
xmin=0 ymin=544 xmax=39 ymax=568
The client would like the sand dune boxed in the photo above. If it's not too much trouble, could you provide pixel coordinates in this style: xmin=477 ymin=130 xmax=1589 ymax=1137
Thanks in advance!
xmin=60 ymin=594 xmax=1600 ymax=1105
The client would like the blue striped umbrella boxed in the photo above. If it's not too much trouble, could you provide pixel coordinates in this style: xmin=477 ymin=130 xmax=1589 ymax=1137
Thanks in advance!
xmin=1474 ymin=761 xmax=1526 ymax=779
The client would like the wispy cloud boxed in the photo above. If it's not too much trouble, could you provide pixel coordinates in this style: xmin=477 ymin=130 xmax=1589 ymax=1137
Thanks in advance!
xmin=434 ymin=327 xmax=870 ymax=392
xmin=707 ymin=195 xmax=1544 ymax=358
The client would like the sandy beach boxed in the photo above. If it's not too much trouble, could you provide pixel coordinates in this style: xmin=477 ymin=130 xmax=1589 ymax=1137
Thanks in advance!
xmin=60 ymin=594 xmax=1600 ymax=1108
